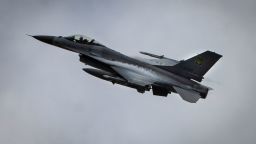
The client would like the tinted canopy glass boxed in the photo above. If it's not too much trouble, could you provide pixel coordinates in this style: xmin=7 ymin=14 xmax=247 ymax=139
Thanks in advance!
xmin=64 ymin=35 xmax=104 ymax=46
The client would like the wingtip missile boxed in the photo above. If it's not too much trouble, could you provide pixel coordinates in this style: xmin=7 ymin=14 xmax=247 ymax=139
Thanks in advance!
xmin=140 ymin=51 xmax=164 ymax=59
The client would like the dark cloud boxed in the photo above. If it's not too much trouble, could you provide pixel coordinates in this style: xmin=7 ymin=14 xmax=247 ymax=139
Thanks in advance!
xmin=0 ymin=0 xmax=255 ymax=144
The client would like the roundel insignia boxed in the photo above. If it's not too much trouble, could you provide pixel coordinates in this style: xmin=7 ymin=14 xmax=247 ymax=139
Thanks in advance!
xmin=195 ymin=57 xmax=203 ymax=65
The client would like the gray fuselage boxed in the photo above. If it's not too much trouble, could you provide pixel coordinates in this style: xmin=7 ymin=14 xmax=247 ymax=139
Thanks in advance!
xmin=53 ymin=36 xmax=208 ymax=94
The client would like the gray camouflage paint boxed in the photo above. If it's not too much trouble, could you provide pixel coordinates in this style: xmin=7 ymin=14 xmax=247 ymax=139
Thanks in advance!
xmin=0 ymin=0 xmax=255 ymax=144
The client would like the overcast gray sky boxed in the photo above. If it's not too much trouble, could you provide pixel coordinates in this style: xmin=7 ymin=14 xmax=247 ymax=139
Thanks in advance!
xmin=0 ymin=0 xmax=255 ymax=144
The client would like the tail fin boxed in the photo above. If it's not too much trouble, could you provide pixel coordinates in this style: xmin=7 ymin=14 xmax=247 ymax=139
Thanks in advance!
xmin=173 ymin=51 xmax=222 ymax=82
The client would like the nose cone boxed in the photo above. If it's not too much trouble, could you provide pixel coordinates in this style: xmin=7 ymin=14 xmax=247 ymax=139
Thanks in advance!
xmin=32 ymin=35 xmax=55 ymax=45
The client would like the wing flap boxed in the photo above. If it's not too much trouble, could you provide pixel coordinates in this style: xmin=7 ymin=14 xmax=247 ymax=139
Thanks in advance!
xmin=173 ymin=86 xmax=201 ymax=103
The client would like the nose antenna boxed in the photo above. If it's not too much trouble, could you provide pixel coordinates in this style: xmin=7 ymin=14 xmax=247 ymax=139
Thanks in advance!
xmin=26 ymin=34 xmax=33 ymax=37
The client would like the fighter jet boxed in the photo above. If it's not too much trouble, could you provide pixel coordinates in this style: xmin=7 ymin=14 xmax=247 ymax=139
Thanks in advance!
xmin=30 ymin=34 xmax=222 ymax=103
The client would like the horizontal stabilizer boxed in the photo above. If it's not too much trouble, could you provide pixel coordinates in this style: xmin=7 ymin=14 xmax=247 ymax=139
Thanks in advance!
xmin=173 ymin=86 xmax=201 ymax=103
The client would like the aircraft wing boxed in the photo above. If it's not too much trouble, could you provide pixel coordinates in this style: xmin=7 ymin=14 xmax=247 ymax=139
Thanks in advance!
xmin=173 ymin=86 xmax=201 ymax=103
xmin=133 ymin=57 xmax=179 ymax=66
xmin=111 ymin=66 xmax=153 ymax=87
xmin=87 ymin=56 xmax=153 ymax=87
xmin=137 ymin=51 xmax=179 ymax=66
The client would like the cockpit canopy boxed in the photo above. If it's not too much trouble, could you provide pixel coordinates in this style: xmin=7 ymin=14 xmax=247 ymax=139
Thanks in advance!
xmin=64 ymin=35 xmax=104 ymax=47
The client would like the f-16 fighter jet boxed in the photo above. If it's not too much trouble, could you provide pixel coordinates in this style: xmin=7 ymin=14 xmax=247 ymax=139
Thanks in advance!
xmin=31 ymin=34 xmax=222 ymax=103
